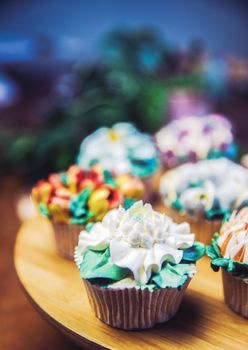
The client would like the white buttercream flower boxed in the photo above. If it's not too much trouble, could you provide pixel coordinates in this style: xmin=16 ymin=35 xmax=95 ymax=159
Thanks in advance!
xmin=75 ymin=201 xmax=194 ymax=284
xmin=155 ymin=114 xmax=234 ymax=164
xmin=160 ymin=158 xmax=248 ymax=216
xmin=77 ymin=122 xmax=157 ymax=176
xmin=179 ymin=181 xmax=215 ymax=215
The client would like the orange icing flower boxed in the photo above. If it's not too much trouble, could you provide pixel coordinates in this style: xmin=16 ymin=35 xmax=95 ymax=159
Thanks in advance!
xmin=218 ymin=207 xmax=248 ymax=262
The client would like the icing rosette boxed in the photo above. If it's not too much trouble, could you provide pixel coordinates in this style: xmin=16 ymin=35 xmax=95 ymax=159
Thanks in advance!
xmin=160 ymin=158 xmax=248 ymax=220
xmin=75 ymin=201 xmax=204 ymax=288
xmin=77 ymin=122 xmax=159 ymax=178
xmin=207 ymin=207 xmax=248 ymax=271
xmin=206 ymin=207 xmax=248 ymax=318
xmin=155 ymin=114 xmax=237 ymax=168
xmin=32 ymin=164 xmax=144 ymax=225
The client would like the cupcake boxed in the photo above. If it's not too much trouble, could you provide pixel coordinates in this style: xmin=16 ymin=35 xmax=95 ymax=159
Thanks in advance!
xmin=77 ymin=122 xmax=159 ymax=200
xmin=74 ymin=201 xmax=204 ymax=330
xmin=206 ymin=206 xmax=248 ymax=318
xmin=32 ymin=164 xmax=144 ymax=259
xmin=159 ymin=158 xmax=248 ymax=244
xmin=155 ymin=114 xmax=237 ymax=170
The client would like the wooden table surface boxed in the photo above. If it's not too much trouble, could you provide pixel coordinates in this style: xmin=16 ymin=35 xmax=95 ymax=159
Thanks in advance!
xmin=14 ymin=216 xmax=248 ymax=350
xmin=0 ymin=180 xmax=80 ymax=350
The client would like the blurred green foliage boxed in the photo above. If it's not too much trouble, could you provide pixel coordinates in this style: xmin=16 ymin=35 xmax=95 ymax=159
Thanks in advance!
xmin=1 ymin=28 xmax=205 ymax=180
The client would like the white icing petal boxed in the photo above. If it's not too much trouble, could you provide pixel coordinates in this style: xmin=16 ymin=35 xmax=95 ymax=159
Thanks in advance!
xmin=109 ymin=239 xmax=131 ymax=263
xmin=110 ymin=240 xmax=147 ymax=283
xmin=173 ymin=233 xmax=195 ymax=249
xmin=74 ymin=246 xmax=83 ymax=269
xmin=102 ymin=208 xmax=125 ymax=233
xmin=77 ymin=223 xmax=110 ymax=252
xmin=154 ymin=243 xmax=183 ymax=266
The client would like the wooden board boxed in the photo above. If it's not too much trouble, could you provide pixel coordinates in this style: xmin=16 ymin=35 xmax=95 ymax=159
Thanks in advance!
xmin=14 ymin=217 xmax=248 ymax=350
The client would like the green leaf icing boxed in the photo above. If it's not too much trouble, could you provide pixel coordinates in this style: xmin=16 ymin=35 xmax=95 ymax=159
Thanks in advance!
xmin=130 ymin=157 xmax=159 ymax=178
xmin=85 ymin=222 xmax=95 ymax=232
xmin=182 ymin=242 xmax=205 ymax=262
xmin=151 ymin=263 xmax=195 ymax=289
xmin=123 ymin=198 xmax=136 ymax=209
xmin=60 ymin=173 xmax=68 ymax=186
xmin=206 ymin=234 xmax=248 ymax=277
xmin=171 ymin=198 xmax=183 ymax=211
xmin=103 ymin=170 xmax=116 ymax=187
xmin=69 ymin=188 xmax=95 ymax=224
xmin=80 ymin=248 xmax=129 ymax=281
xmin=39 ymin=203 xmax=50 ymax=218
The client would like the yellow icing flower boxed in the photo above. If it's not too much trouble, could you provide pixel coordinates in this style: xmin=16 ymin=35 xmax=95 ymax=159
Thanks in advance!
xmin=48 ymin=203 xmax=70 ymax=223
xmin=88 ymin=188 xmax=110 ymax=221
xmin=88 ymin=186 xmax=123 ymax=221
xmin=116 ymin=174 xmax=144 ymax=199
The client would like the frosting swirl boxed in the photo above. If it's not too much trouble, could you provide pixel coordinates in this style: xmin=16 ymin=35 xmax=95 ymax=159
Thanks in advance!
xmin=77 ymin=122 xmax=159 ymax=178
xmin=155 ymin=114 xmax=236 ymax=168
xmin=160 ymin=158 xmax=248 ymax=219
xmin=75 ymin=201 xmax=195 ymax=284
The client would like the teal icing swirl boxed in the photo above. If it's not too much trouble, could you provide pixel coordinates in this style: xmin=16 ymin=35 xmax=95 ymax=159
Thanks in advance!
xmin=69 ymin=188 xmax=95 ymax=224
xmin=130 ymin=157 xmax=159 ymax=178
xmin=103 ymin=170 xmax=117 ymax=187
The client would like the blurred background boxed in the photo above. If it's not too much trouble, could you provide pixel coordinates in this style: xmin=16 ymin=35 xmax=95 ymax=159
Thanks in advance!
xmin=1 ymin=0 xmax=248 ymax=181
xmin=1 ymin=0 xmax=248 ymax=349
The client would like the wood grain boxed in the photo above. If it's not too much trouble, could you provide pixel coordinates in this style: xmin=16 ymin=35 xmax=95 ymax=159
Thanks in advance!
xmin=0 ymin=179 xmax=80 ymax=350
xmin=14 ymin=217 xmax=248 ymax=350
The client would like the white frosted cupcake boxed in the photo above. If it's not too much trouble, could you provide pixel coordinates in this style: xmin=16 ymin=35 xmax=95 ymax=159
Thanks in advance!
xmin=155 ymin=114 xmax=237 ymax=170
xmin=207 ymin=206 xmax=248 ymax=318
xmin=160 ymin=158 xmax=248 ymax=244
xmin=74 ymin=201 xmax=204 ymax=330
xmin=77 ymin=123 xmax=160 ymax=200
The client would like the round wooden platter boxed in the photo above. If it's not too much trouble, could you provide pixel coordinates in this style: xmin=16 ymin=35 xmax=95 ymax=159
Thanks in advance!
xmin=14 ymin=217 xmax=248 ymax=350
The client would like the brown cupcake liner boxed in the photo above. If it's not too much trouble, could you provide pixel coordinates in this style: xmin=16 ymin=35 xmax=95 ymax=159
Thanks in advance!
xmin=83 ymin=278 xmax=191 ymax=330
xmin=52 ymin=222 xmax=84 ymax=260
xmin=162 ymin=204 xmax=221 ymax=245
xmin=222 ymin=269 xmax=248 ymax=318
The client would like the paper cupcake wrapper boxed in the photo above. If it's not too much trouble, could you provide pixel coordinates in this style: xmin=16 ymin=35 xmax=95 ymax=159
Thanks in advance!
xmin=52 ymin=222 xmax=84 ymax=260
xmin=83 ymin=279 xmax=190 ymax=330
xmin=162 ymin=204 xmax=221 ymax=245
xmin=222 ymin=269 xmax=248 ymax=318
